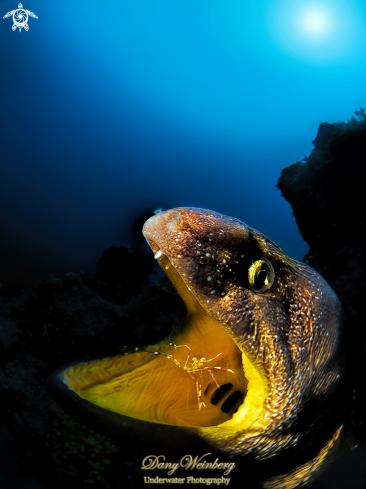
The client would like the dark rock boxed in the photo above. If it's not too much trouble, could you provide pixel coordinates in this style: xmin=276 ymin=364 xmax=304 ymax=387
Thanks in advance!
xmin=277 ymin=111 xmax=366 ymax=449
xmin=94 ymin=245 xmax=154 ymax=305
xmin=0 ymin=245 xmax=185 ymax=488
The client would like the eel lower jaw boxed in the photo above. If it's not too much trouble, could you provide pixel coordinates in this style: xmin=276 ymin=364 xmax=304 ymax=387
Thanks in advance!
xmin=58 ymin=243 xmax=270 ymax=434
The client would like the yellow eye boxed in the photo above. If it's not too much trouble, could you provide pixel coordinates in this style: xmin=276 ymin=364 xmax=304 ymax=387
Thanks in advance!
xmin=248 ymin=259 xmax=275 ymax=292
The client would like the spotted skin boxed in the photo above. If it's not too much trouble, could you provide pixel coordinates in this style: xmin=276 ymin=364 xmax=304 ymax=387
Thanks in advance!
xmin=143 ymin=208 xmax=344 ymax=460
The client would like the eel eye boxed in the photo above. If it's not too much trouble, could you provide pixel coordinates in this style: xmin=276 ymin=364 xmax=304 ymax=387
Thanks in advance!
xmin=248 ymin=259 xmax=275 ymax=292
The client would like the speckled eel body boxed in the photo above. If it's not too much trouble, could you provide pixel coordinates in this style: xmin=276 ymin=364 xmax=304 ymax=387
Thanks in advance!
xmin=49 ymin=208 xmax=345 ymax=488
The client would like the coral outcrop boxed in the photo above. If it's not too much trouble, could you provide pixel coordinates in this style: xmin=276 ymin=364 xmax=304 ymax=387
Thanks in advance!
xmin=277 ymin=111 xmax=366 ymax=484
xmin=0 ymin=246 xmax=185 ymax=488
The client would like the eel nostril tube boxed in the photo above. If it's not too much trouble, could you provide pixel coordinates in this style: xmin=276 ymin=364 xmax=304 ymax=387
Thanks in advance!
xmin=167 ymin=211 xmax=182 ymax=232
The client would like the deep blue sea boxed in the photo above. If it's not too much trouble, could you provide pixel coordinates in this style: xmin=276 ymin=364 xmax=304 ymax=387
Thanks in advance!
xmin=0 ymin=0 xmax=365 ymax=283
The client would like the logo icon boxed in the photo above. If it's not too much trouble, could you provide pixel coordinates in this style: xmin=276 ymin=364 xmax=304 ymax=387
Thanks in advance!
xmin=3 ymin=3 xmax=38 ymax=31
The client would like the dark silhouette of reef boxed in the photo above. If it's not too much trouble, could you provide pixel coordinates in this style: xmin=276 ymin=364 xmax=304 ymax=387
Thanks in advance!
xmin=0 ymin=246 xmax=185 ymax=489
xmin=277 ymin=109 xmax=366 ymax=487
xmin=1 ymin=111 xmax=366 ymax=488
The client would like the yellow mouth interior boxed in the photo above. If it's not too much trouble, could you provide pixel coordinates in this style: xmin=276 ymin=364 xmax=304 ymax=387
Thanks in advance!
xmin=62 ymin=247 xmax=268 ymax=430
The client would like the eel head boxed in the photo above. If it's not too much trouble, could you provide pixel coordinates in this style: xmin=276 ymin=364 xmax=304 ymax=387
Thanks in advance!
xmin=49 ymin=208 xmax=345 ymax=481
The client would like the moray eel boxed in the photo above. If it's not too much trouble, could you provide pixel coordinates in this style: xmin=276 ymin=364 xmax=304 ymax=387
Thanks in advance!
xmin=49 ymin=208 xmax=345 ymax=487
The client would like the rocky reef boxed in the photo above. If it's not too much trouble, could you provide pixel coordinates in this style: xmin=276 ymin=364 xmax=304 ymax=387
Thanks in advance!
xmin=0 ymin=246 xmax=185 ymax=489
xmin=277 ymin=109 xmax=366 ymax=485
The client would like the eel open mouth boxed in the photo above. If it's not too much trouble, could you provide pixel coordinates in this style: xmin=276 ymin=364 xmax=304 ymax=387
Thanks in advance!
xmin=49 ymin=207 xmax=345 ymax=485
xmin=57 ymin=208 xmax=272 ymax=437
xmin=62 ymin=246 xmax=247 ymax=428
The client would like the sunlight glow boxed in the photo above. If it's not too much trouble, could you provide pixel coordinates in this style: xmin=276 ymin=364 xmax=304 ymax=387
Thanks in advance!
xmin=268 ymin=0 xmax=364 ymax=63
xmin=302 ymin=10 xmax=328 ymax=34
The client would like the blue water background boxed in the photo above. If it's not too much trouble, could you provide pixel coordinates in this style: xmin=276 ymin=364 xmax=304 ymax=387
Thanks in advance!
xmin=0 ymin=0 xmax=365 ymax=280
